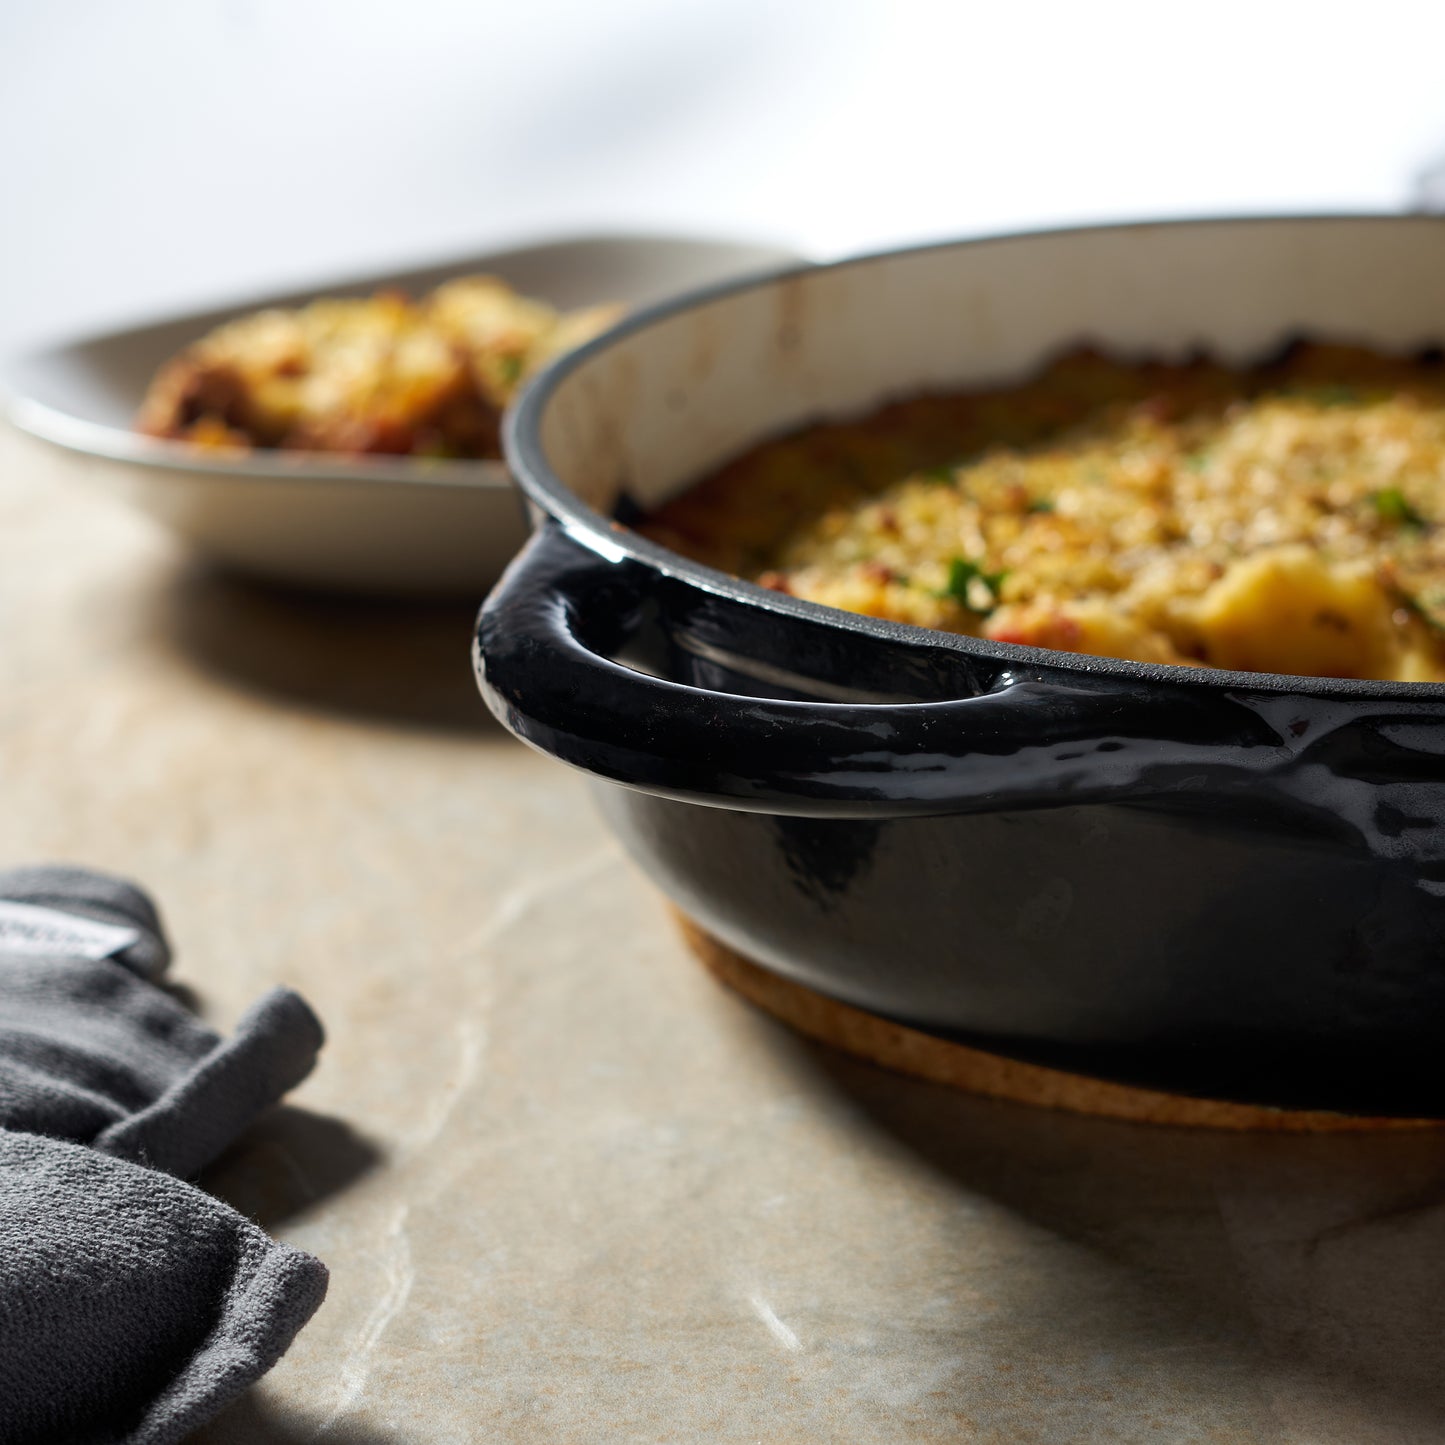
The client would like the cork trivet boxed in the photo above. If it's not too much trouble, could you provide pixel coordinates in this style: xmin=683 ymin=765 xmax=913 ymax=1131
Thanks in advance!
xmin=675 ymin=911 xmax=1439 ymax=1132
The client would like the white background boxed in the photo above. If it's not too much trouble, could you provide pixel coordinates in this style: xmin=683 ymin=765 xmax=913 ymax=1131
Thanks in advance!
xmin=6 ymin=0 xmax=1445 ymax=353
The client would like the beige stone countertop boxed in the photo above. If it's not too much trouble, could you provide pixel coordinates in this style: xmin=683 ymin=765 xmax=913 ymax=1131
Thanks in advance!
xmin=6 ymin=423 xmax=1445 ymax=1444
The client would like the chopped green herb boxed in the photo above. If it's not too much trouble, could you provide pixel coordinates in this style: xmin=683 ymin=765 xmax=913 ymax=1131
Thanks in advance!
xmin=939 ymin=556 xmax=1007 ymax=615
xmin=1391 ymin=587 xmax=1445 ymax=634
xmin=1421 ymin=596 xmax=1445 ymax=632
xmin=1026 ymin=497 xmax=1055 ymax=514
xmin=1184 ymin=451 xmax=1211 ymax=472
xmin=497 ymin=354 xmax=525 ymax=386
xmin=1306 ymin=384 xmax=1359 ymax=407
xmin=920 ymin=464 xmax=958 ymax=485
xmin=1372 ymin=487 xmax=1428 ymax=531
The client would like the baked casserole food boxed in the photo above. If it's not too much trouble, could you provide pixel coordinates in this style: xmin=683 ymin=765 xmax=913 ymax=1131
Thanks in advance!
xmin=644 ymin=342 xmax=1445 ymax=684
xmin=136 ymin=277 xmax=619 ymax=460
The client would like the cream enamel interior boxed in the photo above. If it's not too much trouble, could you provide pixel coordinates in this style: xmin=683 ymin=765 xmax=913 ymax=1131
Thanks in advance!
xmin=536 ymin=219 xmax=1445 ymax=522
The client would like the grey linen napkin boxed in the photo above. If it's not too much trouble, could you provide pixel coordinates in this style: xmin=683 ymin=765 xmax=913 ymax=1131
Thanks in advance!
xmin=0 ymin=866 xmax=330 ymax=1445
xmin=0 ymin=1130 xmax=327 ymax=1445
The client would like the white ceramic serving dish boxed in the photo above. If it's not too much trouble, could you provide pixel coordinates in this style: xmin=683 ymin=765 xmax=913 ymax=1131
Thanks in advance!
xmin=0 ymin=234 xmax=804 ymax=596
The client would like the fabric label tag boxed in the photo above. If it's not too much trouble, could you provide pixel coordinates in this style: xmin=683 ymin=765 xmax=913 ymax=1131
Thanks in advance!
xmin=0 ymin=900 xmax=140 ymax=960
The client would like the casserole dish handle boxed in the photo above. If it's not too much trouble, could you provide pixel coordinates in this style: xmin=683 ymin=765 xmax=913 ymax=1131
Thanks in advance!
xmin=476 ymin=523 xmax=1284 ymax=818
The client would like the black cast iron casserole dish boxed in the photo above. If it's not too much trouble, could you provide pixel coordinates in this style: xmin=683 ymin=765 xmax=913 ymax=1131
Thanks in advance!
xmin=477 ymin=217 xmax=1445 ymax=1116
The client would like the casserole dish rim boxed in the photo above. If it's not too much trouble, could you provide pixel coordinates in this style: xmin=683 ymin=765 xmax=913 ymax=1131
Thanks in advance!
xmin=504 ymin=211 xmax=1445 ymax=705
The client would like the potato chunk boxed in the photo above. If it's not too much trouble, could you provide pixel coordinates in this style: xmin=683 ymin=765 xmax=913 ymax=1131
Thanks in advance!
xmin=985 ymin=599 xmax=1189 ymax=666
xmin=1193 ymin=546 xmax=1400 ymax=679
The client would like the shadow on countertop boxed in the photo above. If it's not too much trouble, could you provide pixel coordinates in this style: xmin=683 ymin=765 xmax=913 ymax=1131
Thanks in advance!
xmin=150 ymin=565 xmax=502 ymax=737
xmin=190 ymin=1391 xmax=398 ymax=1445
xmin=191 ymin=1111 xmax=386 ymax=1443
xmin=800 ymin=1036 xmax=1445 ymax=1441
xmin=201 ymin=1104 xmax=381 ymax=1230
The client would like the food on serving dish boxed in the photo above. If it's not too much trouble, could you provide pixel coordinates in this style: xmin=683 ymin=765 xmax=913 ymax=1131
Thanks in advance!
xmin=642 ymin=342 xmax=1445 ymax=683
xmin=136 ymin=278 xmax=621 ymax=460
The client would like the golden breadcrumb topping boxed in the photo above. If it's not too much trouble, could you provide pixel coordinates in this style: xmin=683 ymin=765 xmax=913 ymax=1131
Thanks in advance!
xmin=137 ymin=278 xmax=620 ymax=460
xmin=644 ymin=344 xmax=1445 ymax=683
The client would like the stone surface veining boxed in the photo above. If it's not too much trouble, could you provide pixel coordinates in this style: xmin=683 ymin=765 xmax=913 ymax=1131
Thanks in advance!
xmin=4 ymin=425 xmax=1445 ymax=1444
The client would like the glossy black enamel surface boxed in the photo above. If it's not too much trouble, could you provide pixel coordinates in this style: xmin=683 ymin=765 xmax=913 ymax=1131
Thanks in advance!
xmin=595 ymin=790 xmax=1445 ymax=1115
xmin=478 ymin=522 xmax=1445 ymax=1113
xmin=475 ymin=221 xmax=1445 ymax=1114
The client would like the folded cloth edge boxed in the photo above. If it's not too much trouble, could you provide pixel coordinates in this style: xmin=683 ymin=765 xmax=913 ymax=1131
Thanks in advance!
xmin=125 ymin=1218 xmax=329 ymax=1445
xmin=95 ymin=989 xmax=326 ymax=1179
